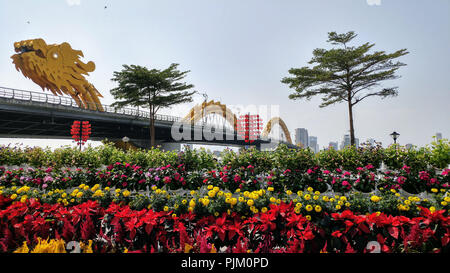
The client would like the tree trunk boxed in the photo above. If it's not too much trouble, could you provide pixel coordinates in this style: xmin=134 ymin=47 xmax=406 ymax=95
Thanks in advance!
xmin=347 ymin=97 xmax=355 ymax=146
xmin=149 ymin=112 xmax=155 ymax=148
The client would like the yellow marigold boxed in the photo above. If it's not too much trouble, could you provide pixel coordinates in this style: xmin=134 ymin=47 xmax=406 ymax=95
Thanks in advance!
xmin=267 ymin=187 xmax=274 ymax=192
xmin=247 ymin=199 xmax=254 ymax=206
xmin=286 ymin=190 xmax=293 ymax=195
xmin=231 ymin=198 xmax=237 ymax=205
xmin=163 ymin=206 xmax=169 ymax=212
xmin=261 ymin=207 xmax=268 ymax=213
xmin=304 ymin=194 xmax=311 ymax=201
xmin=207 ymin=185 xmax=213 ymax=190
xmin=213 ymin=187 xmax=219 ymax=192
xmin=323 ymin=196 xmax=329 ymax=202
xmin=370 ymin=195 xmax=381 ymax=203
xmin=313 ymin=195 xmax=319 ymax=200
xmin=431 ymin=188 xmax=438 ymax=193
xmin=11 ymin=194 xmax=17 ymax=200
xmin=270 ymin=197 xmax=276 ymax=203
xmin=335 ymin=205 xmax=342 ymax=210
xmin=314 ymin=205 xmax=322 ymax=213
xmin=294 ymin=207 xmax=301 ymax=214
xmin=305 ymin=215 xmax=311 ymax=221
xmin=20 ymin=195 xmax=27 ymax=203
xmin=214 ymin=212 xmax=219 ymax=217
xmin=225 ymin=197 xmax=231 ymax=204
xmin=122 ymin=190 xmax=131 ymax=197
xmin=305 ymin=205 xmax=313 ymax=212
xmin=208 ymin=190 xmax=215 ymax=198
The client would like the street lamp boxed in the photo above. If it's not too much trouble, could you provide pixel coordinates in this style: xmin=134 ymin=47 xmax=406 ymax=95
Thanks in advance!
xmin=122 ymin=136 xmax=130 ymax=150
xmin=390 ymin=131 xmax=400 ymax=144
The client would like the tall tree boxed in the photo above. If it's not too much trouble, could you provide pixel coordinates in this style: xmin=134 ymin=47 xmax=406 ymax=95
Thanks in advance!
xmin=111 ymin=64 xmax=196 ymax=148
xmin=281 ymin=31 xmax=408 ymax=146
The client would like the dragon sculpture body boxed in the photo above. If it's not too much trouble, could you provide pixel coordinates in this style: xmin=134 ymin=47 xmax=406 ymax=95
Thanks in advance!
xmin=11 ymin=38 xmax=103 ymax=111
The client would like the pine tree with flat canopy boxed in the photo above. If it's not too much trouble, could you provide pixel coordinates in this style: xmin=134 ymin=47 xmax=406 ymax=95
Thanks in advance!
xmin=282 ymin=31 xmax=409 ymax=146
xmin=111 ymin=64 xmax=196 ymax=148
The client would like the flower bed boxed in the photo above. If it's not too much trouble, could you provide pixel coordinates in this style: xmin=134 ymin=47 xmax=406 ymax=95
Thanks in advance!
xmin=0 ymin=139 xmax=449 ymax=253
xmin=0 ymin=197 xmax=448 ymax=253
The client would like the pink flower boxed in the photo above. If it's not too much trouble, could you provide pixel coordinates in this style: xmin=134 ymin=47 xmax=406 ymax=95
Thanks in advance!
xmin=323 ymin=170 xmax=330 ymax=175
xmin=342 ymin=180 xmax=350 ymax=186
xmin=366 ymin=164 xmax=374 ymax=170
xmin=234 ymin=175 xmax=241 ymax=183
xmin=163 ymin=176 xmax=171 ymax=184
xmin=43 ymin=175 xmax=53 ymax=183
xmin=307 ymin=169 xmax=313 ymax=174
xmin=222 ymin=176 xmax=229 ymax=183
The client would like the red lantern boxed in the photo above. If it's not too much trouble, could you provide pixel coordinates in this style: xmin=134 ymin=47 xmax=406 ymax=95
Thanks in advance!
xmin=71 ymin=120 xmax=92 ymax=150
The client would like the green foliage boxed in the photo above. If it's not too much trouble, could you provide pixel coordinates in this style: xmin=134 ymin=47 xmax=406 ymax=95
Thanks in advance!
xmin=428 ymin=138 xmax=450 ymax=169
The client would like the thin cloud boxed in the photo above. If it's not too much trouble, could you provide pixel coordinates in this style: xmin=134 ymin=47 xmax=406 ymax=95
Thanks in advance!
xmin=66 ymin=0 xmax=81 ymax=6
xmin=367 ymin=0 xmax=381 ymax=6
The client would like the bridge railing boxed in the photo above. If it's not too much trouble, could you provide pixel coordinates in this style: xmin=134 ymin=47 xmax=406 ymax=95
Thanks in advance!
xmin=0 ymin=86 xmax=183 ymax=123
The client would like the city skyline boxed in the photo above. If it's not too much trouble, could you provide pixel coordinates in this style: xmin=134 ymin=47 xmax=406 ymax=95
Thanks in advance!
xmin=0 ymin=0 xmax=449 ymax=149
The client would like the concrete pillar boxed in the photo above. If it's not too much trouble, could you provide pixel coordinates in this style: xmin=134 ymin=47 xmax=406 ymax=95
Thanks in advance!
xmin=160 ymin=142 xmax=182 ymax=151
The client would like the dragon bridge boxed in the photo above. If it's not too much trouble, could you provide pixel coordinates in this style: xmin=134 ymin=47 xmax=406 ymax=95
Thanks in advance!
xmin=182 ymin=101 xmax=293 ymax=144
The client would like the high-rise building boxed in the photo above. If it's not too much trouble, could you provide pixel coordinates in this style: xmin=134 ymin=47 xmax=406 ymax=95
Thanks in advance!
xmin=316 ymin=143 xmax=319 ymax=153
xmin=328 ymin=141 xmax=338 ymax=150
xmin=405 ymin=143 xmax=414 ymax=150
xmin=355 ymin=138 xmax=359 ymax=148
xmin=295 ymin=128 xmax=309 ymax=148
xmin=309 ymin=136 xmax=318 ymax=153
xmin=340 ymin=134 xmax=351 ymax=149
xmin=436 ymin=133 xmax=442 ymax=141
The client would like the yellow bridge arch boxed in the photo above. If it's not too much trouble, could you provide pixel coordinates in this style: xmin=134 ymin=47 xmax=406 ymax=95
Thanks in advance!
xmin=182 ymin=101 xmax=293 ymax=145
xmin=261 ymin=117 xmax=293 ymax=144
xmin=182 ymin=100 xmax=237 ymax=130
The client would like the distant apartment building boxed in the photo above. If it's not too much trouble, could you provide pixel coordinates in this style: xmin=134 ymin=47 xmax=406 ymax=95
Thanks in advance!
xmin=340 ymin=134 xmax=359 ymax=149
xmin=309 ymin=136 xmax=318 ymax=153
xmin=295 ymin=128 xmax=309 ymax=148
xmin=340 ymin=134 xmax=351 ymax=149
xmin=328 ymin=141 xmax=339 ymax=150
xmin=436 ymin=132 xmax=442 ymax=141
xmin=405 ymin=143 xmax=414 ymax=150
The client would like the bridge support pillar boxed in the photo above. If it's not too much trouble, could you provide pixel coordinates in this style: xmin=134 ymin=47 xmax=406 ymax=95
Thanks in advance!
xmin=160 ymin=142 xmax=182 ymax=151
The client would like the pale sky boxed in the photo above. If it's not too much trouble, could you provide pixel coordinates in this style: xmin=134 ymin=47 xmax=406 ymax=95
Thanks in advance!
xmin=0 ymin=0 xmax=449 ymax=149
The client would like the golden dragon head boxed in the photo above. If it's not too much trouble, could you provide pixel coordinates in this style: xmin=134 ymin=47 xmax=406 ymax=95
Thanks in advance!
xmin=11 ymin=38 xmax=103 ymax=111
